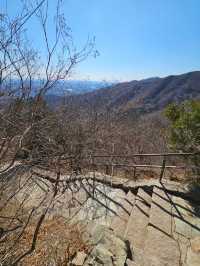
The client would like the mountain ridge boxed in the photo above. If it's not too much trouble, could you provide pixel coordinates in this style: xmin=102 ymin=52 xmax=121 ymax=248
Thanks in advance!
xmin=64 ymin=71 xmax=200 ymax=118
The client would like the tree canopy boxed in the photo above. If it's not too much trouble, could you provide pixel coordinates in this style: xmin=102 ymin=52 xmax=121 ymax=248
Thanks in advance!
xmin=164 ymin=100 xmax=200 ymax=153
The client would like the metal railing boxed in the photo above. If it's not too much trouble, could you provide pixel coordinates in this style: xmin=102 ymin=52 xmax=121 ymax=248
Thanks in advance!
xmin=64 ymin=152 xmax=200 ymax=182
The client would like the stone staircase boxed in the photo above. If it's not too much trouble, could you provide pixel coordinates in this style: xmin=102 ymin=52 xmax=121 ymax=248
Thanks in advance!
xmin=109 ymin=182 xmax=200 ymax=266
xmin=68 ymin=176 xmax=200 ymax=266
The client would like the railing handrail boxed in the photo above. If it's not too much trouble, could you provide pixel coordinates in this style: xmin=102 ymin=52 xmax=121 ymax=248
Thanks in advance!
xmin=64 ymin=151 xmax=199 ymax=181
xmin=93 ymin=163 xmax=200 ymax=169
xmin=62 ymin=152 xmax=199 ymax=160
xmin=90 ymin=152 xmax=199 ymax=158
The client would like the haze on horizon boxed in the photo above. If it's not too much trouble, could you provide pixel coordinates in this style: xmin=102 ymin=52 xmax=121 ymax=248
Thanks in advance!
xmin=2 ymin=0 xmax=200 ymax=82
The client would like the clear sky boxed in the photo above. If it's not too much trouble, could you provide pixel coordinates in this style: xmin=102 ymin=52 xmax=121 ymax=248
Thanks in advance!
xmin=2 ymin=0 xmax=200 ymax=81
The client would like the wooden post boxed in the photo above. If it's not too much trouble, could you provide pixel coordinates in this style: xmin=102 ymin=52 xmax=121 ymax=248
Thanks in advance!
xmin=111 ymin=143 xmax=115 ymax=176
xmin=133 ymin=166 xmax=136 ymax=180
xmin=92 ymin=155 xmax=95 ymax=196
xmin=159 ymin=156 xmax=166 ymax=182
xmin=111 ymin=164 xmax=114 ymax=176
xmin=105 ymin=164 xmax=109 ymax=175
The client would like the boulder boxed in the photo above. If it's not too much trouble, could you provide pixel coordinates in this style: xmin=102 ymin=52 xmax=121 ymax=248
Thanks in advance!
xmin=83 ymin=224 xmax=128 ymax=265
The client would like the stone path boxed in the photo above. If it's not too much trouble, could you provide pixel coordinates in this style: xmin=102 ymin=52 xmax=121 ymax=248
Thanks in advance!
xmin=124 ymin=188 xmax=151 ymax=265
xmin=111 ymin=191 xmax=135 ymax=237
xmin=6 ymin=167 xmax=199 ymax=266
xmin=143 ymin=186 xmax=180 ymax=266
xmin=72 ymin=178 xmax=200 ymax=266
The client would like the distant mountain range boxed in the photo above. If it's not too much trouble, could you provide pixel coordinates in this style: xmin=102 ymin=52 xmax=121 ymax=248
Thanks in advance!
xmin=3 ymin=72 xmax=200 ymax=118
xmin=2 ymin=79 xmax=113 ymax=96
xmin=64 ymin=71 xmax=200 ymax=119
xmin=47 ymin=80 xmax=114 ymax=95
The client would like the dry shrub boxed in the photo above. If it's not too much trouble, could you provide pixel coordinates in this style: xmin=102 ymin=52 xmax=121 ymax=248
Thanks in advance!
xmin=18 ymin=218 xmax=90 ymax=266
xmin=0 ymin=214 xmax=90 ymax=266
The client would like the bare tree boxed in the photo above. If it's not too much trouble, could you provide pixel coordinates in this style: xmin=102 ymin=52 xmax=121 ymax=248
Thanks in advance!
xmin=0 ymin=1 xmax=96 ymax=264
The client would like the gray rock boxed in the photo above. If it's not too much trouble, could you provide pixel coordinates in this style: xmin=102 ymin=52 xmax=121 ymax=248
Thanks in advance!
xmin=72 ymin=251 xmax=87 ymax=265
xmin=84 ymin=224 xmax=128 ymax=266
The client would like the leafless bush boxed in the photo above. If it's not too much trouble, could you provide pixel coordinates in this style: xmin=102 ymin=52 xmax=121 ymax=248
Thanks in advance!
xmin=0 ymin=1 xmax=96 ymax=264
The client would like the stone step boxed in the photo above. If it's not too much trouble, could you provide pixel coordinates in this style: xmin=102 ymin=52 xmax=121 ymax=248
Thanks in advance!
xmin=124 ymin=188 xmax=152 ymax=265
xmin=111 ymin=190 xmax=136 ymax=237
xmin=172 ymin=195 xmax=200 ymax=266
xmin=143 ymin=186 xmax=180 ymax=266
xmin=76 ymin=188 xmax=127 ymax=227
xmin=172 ymin=195 xmax=200 ymax=239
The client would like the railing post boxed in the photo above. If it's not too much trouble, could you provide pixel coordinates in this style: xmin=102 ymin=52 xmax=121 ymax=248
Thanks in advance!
xmin=159 ymin=156 xmax=166 ymax=182
xmin=111 ymin=164 xmax=114 ymax=176
xmin=105 ymin=164 xmax=109 ymax=175
xmin=133 ymin=166 xmax=136 ymax=180
xmin=111 ymin=143 xmax=115 ymax=177
xmin=92 ymin=155 xmax=96 ymax=196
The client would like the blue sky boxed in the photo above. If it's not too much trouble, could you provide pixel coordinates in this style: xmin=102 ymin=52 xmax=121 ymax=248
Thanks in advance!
xmin=2 ymin=0 xmax=200 ymax=81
